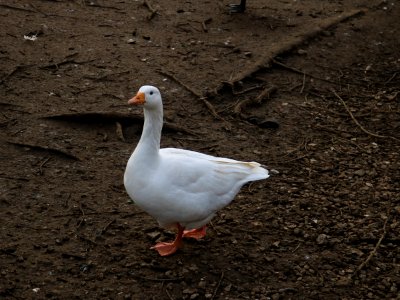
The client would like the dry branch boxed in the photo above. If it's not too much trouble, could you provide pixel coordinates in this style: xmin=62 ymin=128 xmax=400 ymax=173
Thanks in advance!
xmin=0 ymin=65 xmax=34 ymax=85
xmin=143 ymin=0 xmax=159 ymax=20
xmin=272 ymin=59 xmax=343 ymax=86
xmin=43 ymin=112 xmax=200 ymax=136
xmin=234 ymin=85 xmax=277 ymax=115
xmin=351 ymin=217 xmax=389 ymax=278
xmin=52 ymin=210 xmax=136 ymax=218
xmin=232 ymin=85 xmax=263 ymax=95
xmin=215 ymin=8 xmax=367 ymax=93
xmin=0 ymin=175 xmax=29 ymax=181
xmin=39 ymin=58 xmax=95 ymax=70
xmin=44 ymin=111 xmax=141 ymax=123
xmin=129 ymin=272 xmax=183 ymax=282
xmin=38 ymin=157 xmax=51 ymax=175
xmin=201 ymin=97 xmax=225 ymax=121
xmin=83 ymin=70 xmax=130 ymax=82
xmin=8 ymin=141 xmax=81 ymax=161
xmin=115 ymin=122 xmax=125 ymax=141
xmin=331 ymin=89 xmax=399 ymax=141
xmin=0 ymin=4 xmax=38 ymax=14
xmin=157 ymin=70 xmax=226 ymax=122
xmin=165 ymin=289 xmax=174 ymax=300
xmin=157 ymin=70 xmax=202 ymax=97
xmin=83 ymin=2 xmax=122 ymax=11
xmin=77 ymin=234 xmax=97 ymax=245
xmin=97 ymin=219 xmax=116 ymax=236
xmin=211 ymin=271 xmax=224 ymax=300
xmin=384 ymin=72 xmax=397 ymax=85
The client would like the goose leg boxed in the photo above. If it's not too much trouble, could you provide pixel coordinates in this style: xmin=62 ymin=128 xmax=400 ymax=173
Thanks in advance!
xmin=183 ymin=225 xmax=207 ymax=240
xmin=151 ymin=224 xmax=184 ymax=256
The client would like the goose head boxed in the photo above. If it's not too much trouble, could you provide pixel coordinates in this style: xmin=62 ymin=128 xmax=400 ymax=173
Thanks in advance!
xmin=128 ymin=85 xmax=162 ymax=110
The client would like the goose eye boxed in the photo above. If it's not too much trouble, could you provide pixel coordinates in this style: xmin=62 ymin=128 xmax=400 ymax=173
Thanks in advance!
xmin=149 ymin=91 xmax=154 ymax=95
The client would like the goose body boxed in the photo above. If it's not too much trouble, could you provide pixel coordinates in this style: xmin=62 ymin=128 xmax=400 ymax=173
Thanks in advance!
xmin=124 ymin=85 xmax=269 ymax=256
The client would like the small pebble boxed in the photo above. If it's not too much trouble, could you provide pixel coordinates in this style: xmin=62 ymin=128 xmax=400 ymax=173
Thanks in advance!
xmin=316 ymin=234 xmax=328 ymax=245
xmin=271 ymin=293 xmax=280 ymax=300
xmin=146 ymin=231 xmax=161 ymax=240
xmin=336 ymin=276 xmax=352 ymax=287
xmin=354 ymin=169 xmax=365 ymax=176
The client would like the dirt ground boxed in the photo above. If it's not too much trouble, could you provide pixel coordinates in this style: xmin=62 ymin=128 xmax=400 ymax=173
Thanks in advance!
xmin=1 ymin=0 xmax=399 ymax=299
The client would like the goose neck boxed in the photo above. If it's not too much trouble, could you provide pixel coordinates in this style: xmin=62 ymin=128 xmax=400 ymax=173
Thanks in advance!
xmin=136 ymin=107 xmax=163 ymax=156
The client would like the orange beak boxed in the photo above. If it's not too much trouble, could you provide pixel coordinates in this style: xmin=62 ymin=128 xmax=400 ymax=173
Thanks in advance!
xmin=128 ymin=91 xmax=145 ymax=105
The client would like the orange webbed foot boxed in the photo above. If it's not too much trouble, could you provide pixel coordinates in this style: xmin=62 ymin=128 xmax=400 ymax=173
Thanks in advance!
xmin=183 ymin=226 xmax=207 ymax=240
xmin=151 ymin=223 xmax=184 ymax=256
xmin=151 ymin=242 xmax=180 ymax=256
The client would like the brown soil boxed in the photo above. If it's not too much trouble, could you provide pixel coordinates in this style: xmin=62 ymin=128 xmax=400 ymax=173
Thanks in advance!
xmin=1 ymin=0 xmax=399 ymax=299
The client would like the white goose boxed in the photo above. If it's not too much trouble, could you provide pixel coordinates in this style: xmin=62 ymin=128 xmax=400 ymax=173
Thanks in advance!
xmin=124 ymin=85 xmax=269 ymax=256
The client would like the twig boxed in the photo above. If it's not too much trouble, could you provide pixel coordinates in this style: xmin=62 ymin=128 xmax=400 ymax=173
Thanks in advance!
xmin=39 ymin=60 xmax=75 ymax=70
xmin=0 ymin=175 xmax=29 ymax=181
xmin=157 ymin=70 xmax=202 ymax=97
xmin=384 ymin=72 xmax=397 ymax=85
xmin=129 ymin=271 xmax=183 ymax=282
xmin=115 ymin=122 xmax=125 ymax=141
xmin=77 ymin=234 xmax=98 ymax=245
xmin=0 ymin=3 xmax=76 ymax=19
xmin=232 ymin=85 xmax=262 ymax=95
xmin=201 ymin=20 xmax=208 ymax=32
xmin=292 ymin=243 xmax=301 ymax=253
xmin=196 ymin=17 xmax=212 ymax=32
xmin=38 ymin=157 xmax=51 ymax=175
xmin=43 ymin=112 xmax=200 ymax=136
xmin=331 ymin=89 xmax=399 ymax=141
xmin=97 ymin=219 xmax=116 ymax=236
xmin=255 ymin=86 xmax=277 ymax=103
xmin=83 ymin=2 xmax=122 ymax=11
xmin=79 ymin=202 xmax=85 ymax=217
xmin=0 ymin=4 xmax=37 ymax=14
xmin=29 ymin=3 xmax=49 ymax=16
xmin=157 ymin=70 xmax=226 ymax=122
xmin=143 ymin=0 xmax=159 ymax=20
xmin=0 ymin=248 xmax=17 ymax=257
xmin=8 ymin=141 xmax=81 ymax=161
xmin=300 ymin=72 xmax=306 ymax=94
xmin=211 ymin=271 xmax=224 ymax=300
xmin=52 ymin=210 xmax=139 ymax=218
xmin=63 ymin=193 xmax=71 ymax=208
xmin=272 ymin=59 xmax=340 ymax=86
xmin=275 ymin=154 xmax=310 ymax=164
xmin=206 ymin=43 xmax=236 ymax=49
xmin=351 ymin=217 xmax=389 ymax=278
xmin=83 ymin=70 xmax=130 ymax=82
xmin=61 ymin=252 xmax=86 ymax=260
xmin=76 ymin=202 xmax=86 ymax=229
xmin=0 ymin=65 xmax=34 ymax=85
xmin=165 ymin=289 xmax=174 ymax=300
xmin=201 ymin=97 xmax=226 ymax=121
xmin=39 ymin=58 xmax=95 ymax=70
xmin=234 ymin=86 xmax=277 ymax=115
xmin=44 ymin=111 xmax=142 ymax=123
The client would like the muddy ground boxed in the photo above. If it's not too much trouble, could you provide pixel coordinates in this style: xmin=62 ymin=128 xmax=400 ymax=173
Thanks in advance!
xmin=0 ymin=0 xmax=399 ymax=299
